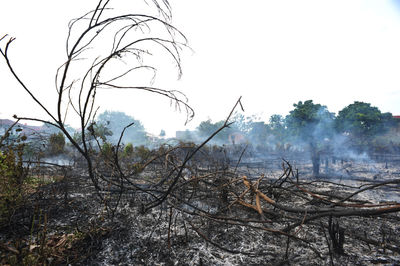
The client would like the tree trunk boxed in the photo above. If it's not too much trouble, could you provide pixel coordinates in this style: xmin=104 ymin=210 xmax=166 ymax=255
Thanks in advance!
xmin=310 ymin=142 xmax=320 ymax=177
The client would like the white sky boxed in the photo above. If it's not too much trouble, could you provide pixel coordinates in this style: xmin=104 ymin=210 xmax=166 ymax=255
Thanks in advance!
xmin=1 ymin=0 xmax=400 ymax=137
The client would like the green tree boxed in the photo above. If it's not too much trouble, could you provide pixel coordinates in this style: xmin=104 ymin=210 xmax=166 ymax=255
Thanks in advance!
xmin=268 ymin=114 xmax=288 ymax=149
xmin=197 ymin=119 xmax=232 ymax=143
xmin=286 ymin=100 xmax=335 ymax=176
xmin=92 ymin=123 xmax=113 ymax=143
xmin=335 ymin=101 xmax=393 ymax=145
xmin=247 ymin=121 xmax=270 ymax=146
xmin=96 ymin=111 xmax=147 ymax=145
xmin=72 ymin=122 xmax=112 ymax=146
xmin=230 ymin=113 xmax=253 ymax=133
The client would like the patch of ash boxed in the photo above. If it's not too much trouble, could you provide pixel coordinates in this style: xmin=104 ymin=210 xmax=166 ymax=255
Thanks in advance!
xmin=4 ymin=157 xmax=400 ymax=265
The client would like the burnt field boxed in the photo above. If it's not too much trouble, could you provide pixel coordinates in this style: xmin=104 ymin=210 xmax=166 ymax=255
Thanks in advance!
xmin=2 ymin=0 xmax=400 ymax=264
xmin=1 ymin=145 xmax=400 ymax=265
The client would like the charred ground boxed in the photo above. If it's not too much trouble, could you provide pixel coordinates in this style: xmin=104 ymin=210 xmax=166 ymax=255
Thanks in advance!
xmin=1 ymin=144 xmax=399 ymax=265
xmin=1 ymin=1 xmax=400 ymax=265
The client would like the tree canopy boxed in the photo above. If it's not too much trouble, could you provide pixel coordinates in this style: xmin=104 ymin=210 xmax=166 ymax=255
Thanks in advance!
xmin=196 ymin=119 xmax=232 ymax=143
xmin=285 ymin=100 xmax=335 ymax=176
xmin=268 ymin=114 xmax=287 ymax=146
xmin=286 ymin=100 xmax=335 ymax=143
xmin=335 ymin=101 xmax=393 ymax=142
xmin=247 ymin=121 xmax=270 ymax=145
xmin=96 ymin=111 xmax=147 ymax=145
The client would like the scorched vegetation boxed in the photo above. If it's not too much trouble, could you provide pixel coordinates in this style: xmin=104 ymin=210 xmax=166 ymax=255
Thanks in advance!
xmin=1 ymin=1 xmax=400 ymax=265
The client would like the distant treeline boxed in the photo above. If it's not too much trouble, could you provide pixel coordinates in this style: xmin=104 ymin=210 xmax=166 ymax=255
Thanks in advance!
xmin=180 ymin=100 xmax=397 ymax=152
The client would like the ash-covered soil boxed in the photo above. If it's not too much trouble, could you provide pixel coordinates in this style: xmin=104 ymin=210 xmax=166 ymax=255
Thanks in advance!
xmin=1 ymin=157 xmax=400 ymax=265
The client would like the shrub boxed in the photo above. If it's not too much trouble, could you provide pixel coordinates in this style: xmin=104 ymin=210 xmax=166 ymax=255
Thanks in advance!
xmin=101 ymin=142 xmax=113 ymax=159
xmin=48 ymin=132 xmax=65 ymax=155
xmin=135 ymin=145 xmax=151 ymax=161
xmin=0 ymin=141 xmax=27 ymax=225
xmin=123 ymin=143 xmax=134 ymax=157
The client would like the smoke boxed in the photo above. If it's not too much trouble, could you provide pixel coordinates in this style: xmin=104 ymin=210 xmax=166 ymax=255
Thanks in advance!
xmin=80 ymin=105 xmax=396 ymax=170
xmin=41 ymin=155 xmax=73 ymax=166
xmin=95 ymin=111 xmax=148 ymax=146
xmin=184 ymin=104 xmax=384 ymax=172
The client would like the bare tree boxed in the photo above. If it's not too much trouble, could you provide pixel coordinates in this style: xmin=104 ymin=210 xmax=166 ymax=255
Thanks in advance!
xmin=1 ymin=0 xmax=196 ymax=203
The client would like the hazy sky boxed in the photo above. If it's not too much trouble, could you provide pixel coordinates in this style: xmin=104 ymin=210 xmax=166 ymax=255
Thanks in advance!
xmin=1 ymin=0 xmax=400 ymax=137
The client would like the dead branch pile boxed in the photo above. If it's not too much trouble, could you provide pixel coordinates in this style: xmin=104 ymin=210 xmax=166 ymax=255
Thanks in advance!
xmin=69 ymin=145 xmax=400 ymax=264
xmin=1 ymin=144 xmax=400 ymax=265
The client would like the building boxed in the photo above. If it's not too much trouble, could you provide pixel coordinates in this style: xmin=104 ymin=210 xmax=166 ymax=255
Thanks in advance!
xmin=0 ymin=118 xmax=45 ymax=143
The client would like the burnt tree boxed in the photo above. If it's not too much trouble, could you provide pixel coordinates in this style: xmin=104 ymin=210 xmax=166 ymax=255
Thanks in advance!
xmin=286 ymin=100 xmax=334 ymax=176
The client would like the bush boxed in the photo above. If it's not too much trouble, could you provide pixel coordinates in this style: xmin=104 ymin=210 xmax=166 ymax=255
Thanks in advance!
xmin=135 ymin=145 xmax=151 ymax=161
xmin=0 ymin=140 xmax=27 ymax=225
xmin=123 ymin=143 xmax=134 ymax=157
xmin=101 ymin=142 xmax=113 ymax=159
xmin=48 ymin=132 xmax=65 ymax=155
